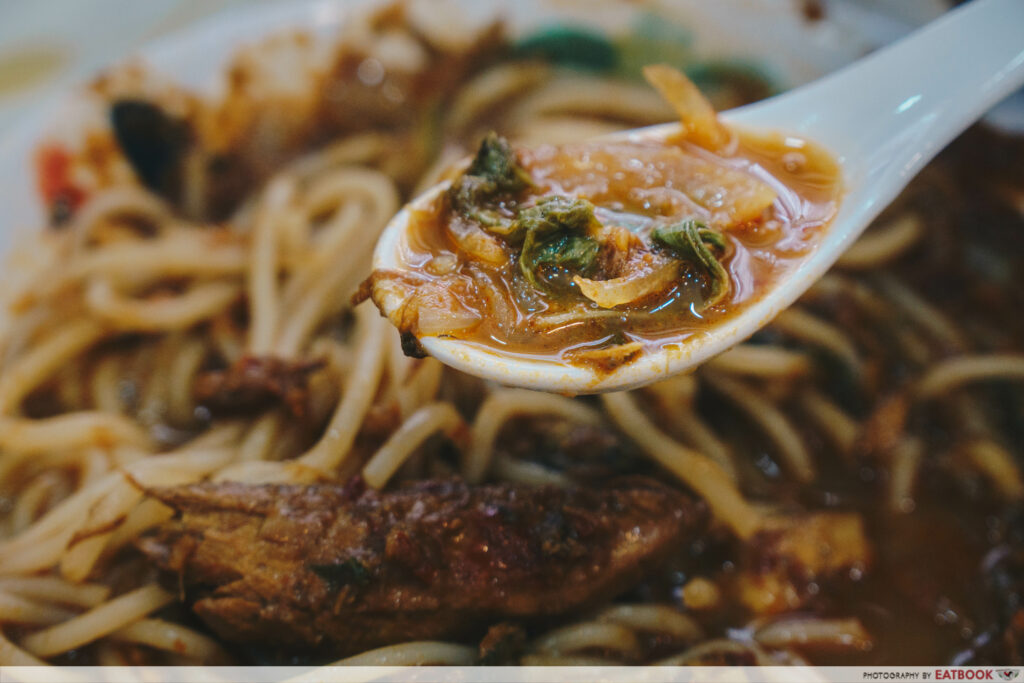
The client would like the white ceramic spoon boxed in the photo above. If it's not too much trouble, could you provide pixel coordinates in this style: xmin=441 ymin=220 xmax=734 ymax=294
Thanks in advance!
xmin=373 ymin=0 xmax=1024 ymax=394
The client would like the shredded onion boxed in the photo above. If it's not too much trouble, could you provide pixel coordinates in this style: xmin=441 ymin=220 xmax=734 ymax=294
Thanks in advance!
xmin=643 ymin=64 xmax=727 ymax=149
xmin=574 ymin=258 xmax=678 ymax=309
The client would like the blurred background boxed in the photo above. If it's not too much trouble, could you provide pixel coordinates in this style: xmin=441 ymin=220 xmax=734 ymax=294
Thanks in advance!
xmin=0 ymin=0 xmax=953 ymax=131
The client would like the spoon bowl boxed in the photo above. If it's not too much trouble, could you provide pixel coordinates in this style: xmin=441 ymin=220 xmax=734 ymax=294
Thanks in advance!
xmin=373 ymin=0 xmax=1024 ymax=394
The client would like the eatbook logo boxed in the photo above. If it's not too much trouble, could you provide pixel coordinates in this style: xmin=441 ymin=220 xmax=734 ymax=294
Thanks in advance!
xmin=936 ymin=670 xmax=1017 ymax=680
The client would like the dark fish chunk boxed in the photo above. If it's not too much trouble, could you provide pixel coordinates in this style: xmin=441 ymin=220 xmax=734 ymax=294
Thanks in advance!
xmin=138 ymin=477 xmax=703 ymax=656
xmin=193 ymin=355 xmax=324 ymax=418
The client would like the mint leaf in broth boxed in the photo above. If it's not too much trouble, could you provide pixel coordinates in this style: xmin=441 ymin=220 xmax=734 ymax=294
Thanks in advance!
xmin=532 ymin=233 xmax=601 ymax=275
xmin=465 ymin=132 xmax=533 ymax=194
xmin=517 ymin=197 xmax=602 ymax=290
xmin=651 ymin=219 xmax=730 ymax=309
xmin=448 ymin=132 xmax=534 ymax=234
xmin=517 ymin=196 xmax=598 ymax=238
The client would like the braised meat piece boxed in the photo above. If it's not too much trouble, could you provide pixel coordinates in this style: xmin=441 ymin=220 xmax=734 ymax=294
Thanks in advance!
xmin=193 ymin=355 xmax=324 ymax=417
xmin=138 ymin=478 xmax=703 ymax=656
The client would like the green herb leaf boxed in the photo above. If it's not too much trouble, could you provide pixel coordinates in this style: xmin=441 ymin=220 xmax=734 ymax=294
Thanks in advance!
xmin=534 ymin=234 xmax=601 ymax=271
xmin=309 ymin=559 xmax=371 ymax=591
xmin=448 ymin=133 xmax=533 ymax=232
xmin=524 ymin=233 xmax=601 ymax=289
xmin=517 ymin=197 xmax=601 ymax=289
xmin=651 ymin=218 xmax=730 ymax=308
xmin=517 ymin=196 xmax=597 ymax=238
xmin=465 ymin=132 xmax=534 ymax=193
xmin=516 ymin=26 xmax=618 ymax=72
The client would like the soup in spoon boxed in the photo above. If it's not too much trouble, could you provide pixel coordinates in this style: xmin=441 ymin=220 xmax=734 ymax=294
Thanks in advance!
xmin=364 ymin=66 xmax=842 ymax=372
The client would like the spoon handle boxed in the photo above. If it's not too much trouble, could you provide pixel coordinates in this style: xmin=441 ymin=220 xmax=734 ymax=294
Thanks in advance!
xmin=726 ymin=0 xmax=1024 ymax=199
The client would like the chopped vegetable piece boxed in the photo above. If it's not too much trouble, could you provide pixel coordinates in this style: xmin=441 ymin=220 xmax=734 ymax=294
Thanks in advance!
xmin=529 ymin=234 xmax=601 ymax=277
xmin=651 ymin=218 xmax=727 ymax=253
xmin=517 ymin=196 xmax=601 ymax=289
xmin=466 ymin=133 xmax=534 ymax=192
xmin=652 ymin=219 xmax=730 ymax=308
xmin=574 ymin=257 xmax=679 ymax=309
xmin=448 ymin=132 xmax=533 ymax=229
xmin=407 ymin=283 xmax=483 ymax=335
xmin=643 ymin=64 xmax=728 ymax=150
xmin=448 ymin=215 xmax=509 ymax=265
xmin=516 ymin=196 xmax=598 ymax=237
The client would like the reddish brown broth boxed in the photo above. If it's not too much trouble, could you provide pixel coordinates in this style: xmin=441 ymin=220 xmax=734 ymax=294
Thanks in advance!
xmin=377 ymin=131 xmax=841 ymax=369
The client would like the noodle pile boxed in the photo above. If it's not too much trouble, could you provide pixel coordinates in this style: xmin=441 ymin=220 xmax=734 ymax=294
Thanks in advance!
xmin=1 ymin=0 xmax=1023 ymax=667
